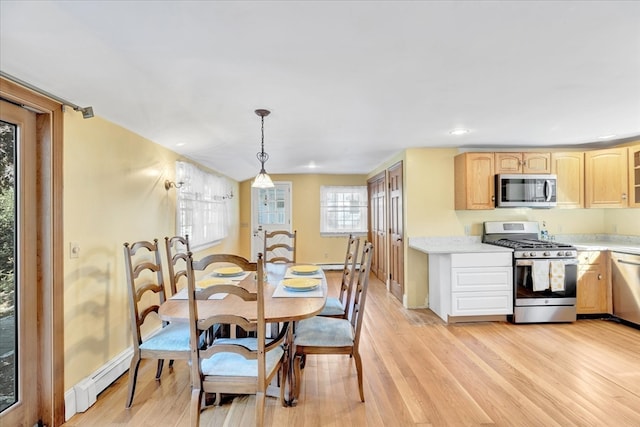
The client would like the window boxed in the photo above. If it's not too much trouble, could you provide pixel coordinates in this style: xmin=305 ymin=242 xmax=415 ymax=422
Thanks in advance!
xmin=175 ymin=161 xmax=230 ymax=248
xmin=320 ymin=186 xmax=368 ymax=235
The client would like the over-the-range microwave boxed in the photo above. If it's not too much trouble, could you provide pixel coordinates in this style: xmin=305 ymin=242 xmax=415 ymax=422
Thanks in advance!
xmin=495 ymin=174 xmax=557 ymax=208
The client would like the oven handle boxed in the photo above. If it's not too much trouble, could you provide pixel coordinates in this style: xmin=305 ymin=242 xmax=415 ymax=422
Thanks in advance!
xmin=515 ymin=259 xmax=578 ymax=266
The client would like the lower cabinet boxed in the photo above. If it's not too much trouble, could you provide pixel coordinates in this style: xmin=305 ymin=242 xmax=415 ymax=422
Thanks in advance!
xmin=576 ymin=251 xmax=611 ymax=314
xmin=429 ymin=251 xmax=513 ymax=322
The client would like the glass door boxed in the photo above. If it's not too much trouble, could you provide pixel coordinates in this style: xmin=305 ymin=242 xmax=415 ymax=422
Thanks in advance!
xmin=0 ymin=100 xmax=38 ymax=425
xmin=250 ymin=182 xmax=292 ymax=261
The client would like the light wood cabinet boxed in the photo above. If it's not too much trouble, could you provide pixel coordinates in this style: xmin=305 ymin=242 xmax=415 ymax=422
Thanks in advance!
xmin=585 ymin=147 xmax=628 ymax=208
xmin=551 ymin=152 xmax=584 ymax=208
xmin=495 ymin=152 xmax=551 ymax=174
xmin=576 ymin=251 xmax=610 ymax=314
xmin=454 ymin=152 xmax=495 ymax=210
xmin=629 ymin=144 xmax=640 ymax=207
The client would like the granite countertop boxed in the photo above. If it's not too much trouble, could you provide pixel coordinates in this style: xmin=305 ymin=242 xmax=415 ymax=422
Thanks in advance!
xmin=554 ymin=234 xmax=640 ymax=256
xmin=408 ymin=236 xmax=513 ymax=254
xmin=408 ymin=234 xmax=640 ymax=256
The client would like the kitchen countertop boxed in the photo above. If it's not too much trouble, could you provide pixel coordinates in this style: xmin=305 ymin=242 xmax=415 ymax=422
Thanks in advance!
xmin=554 ymin=234 xmax=640 ymax=256
xmin=408 ymin=236 xmax=513 ymax=254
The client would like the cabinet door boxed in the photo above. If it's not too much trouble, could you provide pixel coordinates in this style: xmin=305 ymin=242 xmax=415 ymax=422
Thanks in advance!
xmin=585 ymin=147 xmax=628 ymax=208
xmin=523 ymin=153 xmax=551 ymax=173
xmin=495 ymin=153 xmax=522 ymax=173
xmin=629 ymin=144 xmax=640 ymax=207
xmin=551 ymin=152 xmax=584 ymax=208
xmin=577 ymin=265 xmax=608 ymax=314
xmin=454 ymin=153 xmax=495 ymax=210
xmin=576 ymin=251 xmax=610 ymax=314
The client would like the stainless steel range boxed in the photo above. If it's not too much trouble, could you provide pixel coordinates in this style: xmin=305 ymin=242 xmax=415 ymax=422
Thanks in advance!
xmin=483 ymin=221 xmax=578 ymax=323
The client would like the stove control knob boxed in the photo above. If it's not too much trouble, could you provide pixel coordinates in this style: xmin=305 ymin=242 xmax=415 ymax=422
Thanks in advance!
xmin=543 ymin=251 xmax=550 ymax=257
xmin=564 ymin=251 xmax=572 ymax=256
xmin=530 ymin=252 xmax=536 ymax=257
xmin=557 ymin=251 xmax=564 ymax=256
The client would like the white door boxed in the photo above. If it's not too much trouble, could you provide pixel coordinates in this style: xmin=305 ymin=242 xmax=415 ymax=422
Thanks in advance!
xmin=251 ymin=182 xmax=292 ymax=261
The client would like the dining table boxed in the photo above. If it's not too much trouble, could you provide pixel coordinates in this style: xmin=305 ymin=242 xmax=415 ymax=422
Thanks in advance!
xmin=157 ymin=261 xmax=327 ymax=405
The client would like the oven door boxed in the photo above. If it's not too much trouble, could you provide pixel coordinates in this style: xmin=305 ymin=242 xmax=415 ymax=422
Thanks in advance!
xmin=514 ymin=258 xmax=578 ymax=306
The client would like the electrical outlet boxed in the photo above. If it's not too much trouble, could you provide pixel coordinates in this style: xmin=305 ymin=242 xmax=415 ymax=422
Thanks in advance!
xmin=464 ymin=225 xmax=471 ymax=236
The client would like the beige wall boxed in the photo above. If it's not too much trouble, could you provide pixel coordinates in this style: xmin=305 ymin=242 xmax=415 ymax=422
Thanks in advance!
xmin=238 ymin=174 xmax=368 ymax=264
xmin=63 ymin=112 xmax=240 ymax=390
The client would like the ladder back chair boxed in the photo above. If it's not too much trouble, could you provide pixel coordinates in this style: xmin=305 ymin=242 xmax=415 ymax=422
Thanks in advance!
xmin=164 ymin=235 xmax=191 ymax=295
xmin=184 ymin=252 xmax=290 ymax=427
xmin=123 ymin=239 xmax=191 ymax=408
xmin=292 ymin=241 xmax=374 ymax=403
xmin=318 ymin=234 xmax=360 ymax=319
xmin=263 ymin=229 xmax=297 ymax=263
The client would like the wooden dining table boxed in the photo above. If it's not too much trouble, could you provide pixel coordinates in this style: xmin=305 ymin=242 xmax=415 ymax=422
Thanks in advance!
xmin=157 ymin=262 xmax=327 ymax=405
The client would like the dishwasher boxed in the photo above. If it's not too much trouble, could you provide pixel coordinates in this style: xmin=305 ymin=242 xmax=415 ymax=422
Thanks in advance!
xmin=611 ymin=252 xmax=640 ymax=327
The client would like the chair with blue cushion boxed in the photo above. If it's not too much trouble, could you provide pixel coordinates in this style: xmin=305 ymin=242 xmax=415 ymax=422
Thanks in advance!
xmin=183 ymin=252 xmax=289 ymax=426
xmin=123 ymin=239 xmax=192 ymax=408
xmin=292 ymin=241 xmax=374 ymax=403
xmin=318 ymin=234 xmax=360 ymax=319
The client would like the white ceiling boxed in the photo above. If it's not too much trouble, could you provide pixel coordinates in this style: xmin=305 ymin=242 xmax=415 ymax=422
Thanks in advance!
xmin=1 ymin=1 xmax=639 ymax=182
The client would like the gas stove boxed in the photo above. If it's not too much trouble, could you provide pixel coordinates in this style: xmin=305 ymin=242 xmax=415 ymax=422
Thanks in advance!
xmin=482 ymin=222 xmax=577 ymax=259
xmin=482 ymin=220 xmax=578 ymax=324
xmin=490 ymin=238 xmax=577 ymax=259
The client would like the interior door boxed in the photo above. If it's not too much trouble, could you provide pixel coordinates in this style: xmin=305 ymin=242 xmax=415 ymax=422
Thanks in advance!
xmin=368 ymin=172 xmax=386 ymax=282
xmin=251 ymin=182 xmax=292 ymax=261
xmin=0 ymin=100 xmax=38 ymax=426
xmin=388 ymin=161 xmax=404 ymax=302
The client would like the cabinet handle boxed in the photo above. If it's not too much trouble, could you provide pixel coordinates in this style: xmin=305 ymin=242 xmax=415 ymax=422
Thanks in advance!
xmin=491 ymin=195 xmax=495 ymax=202
xmin=598 ymin=274 xmax=602 ymax=280
xmin=622 ymin=193 xmax=627 ymax=200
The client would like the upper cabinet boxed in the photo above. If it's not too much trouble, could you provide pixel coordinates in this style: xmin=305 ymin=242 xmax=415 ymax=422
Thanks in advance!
xmin=551 ymin=152 xmax=584 ymax=208
xmin=454 ymin=152 xmax=495 ymax=210
xmin=629 ymin=143 xmax=640 ymax=207
xmin=495 ymin=152 xmax=551 ymax=174
xmin=585 ymin=147 xmax=628 ymax=208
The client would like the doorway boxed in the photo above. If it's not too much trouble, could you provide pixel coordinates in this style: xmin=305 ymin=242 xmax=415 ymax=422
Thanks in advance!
xmin=0 ymin=79 xmax=64 ymax=426
xmin=250 ymin=182 xmax=292 ymax=261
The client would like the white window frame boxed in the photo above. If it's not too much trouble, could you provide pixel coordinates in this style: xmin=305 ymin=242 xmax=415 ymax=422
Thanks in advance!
xmin=174 ymin=161 xmax=230 ymax=249
xmin=320 ymin=185 xmax=368 ymax=236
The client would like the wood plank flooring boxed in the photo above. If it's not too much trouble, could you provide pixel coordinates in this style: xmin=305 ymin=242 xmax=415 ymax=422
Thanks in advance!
xmin=62 ymin=271 xmax=640 ymax=426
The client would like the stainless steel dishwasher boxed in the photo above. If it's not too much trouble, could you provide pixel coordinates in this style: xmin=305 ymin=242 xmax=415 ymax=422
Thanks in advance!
xmin=611 ymin=252 xmax=640 ymax=327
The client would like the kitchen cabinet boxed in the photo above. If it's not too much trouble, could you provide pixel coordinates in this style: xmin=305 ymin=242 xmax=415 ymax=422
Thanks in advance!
xmin=454 ymin=152 xmax=495 ymax=210
xmin=629 ymin=143 xmax=640 ymax=207
xmin=576 ymin=251 xmax=611 ymax=315
xmin=429 ymin=252 xmax=512 ymax=322
xmin=495 ymin=152 xmax=551 ymax=174
xmin=585 ymin=147 xmax=628 ymax=208
xmin=551 ymin=152 xmax=584 ymax=208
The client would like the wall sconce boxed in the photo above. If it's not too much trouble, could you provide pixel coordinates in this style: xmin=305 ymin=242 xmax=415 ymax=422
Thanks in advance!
xmin=164 ymin=180 xmax=183 ymax=190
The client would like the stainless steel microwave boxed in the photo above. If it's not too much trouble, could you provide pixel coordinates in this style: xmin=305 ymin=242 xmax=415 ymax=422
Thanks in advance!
xmin=495 ymin=174 xmax=557 ymax=208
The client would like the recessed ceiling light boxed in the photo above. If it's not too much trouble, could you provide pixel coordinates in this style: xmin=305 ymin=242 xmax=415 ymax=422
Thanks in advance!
xmin=597 ymin=134 xmax=617 ymax=140
xmin=176 ymin=142 xmax=186 ymax=147
xmin=449 ymin=129 xmax=469 ymax=136
xmin=307 ymin=161 xmax=318 ymax=169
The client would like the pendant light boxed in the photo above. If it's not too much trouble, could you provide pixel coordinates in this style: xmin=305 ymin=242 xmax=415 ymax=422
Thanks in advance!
xmin=252 ymin=109 xmax=275 ymax=188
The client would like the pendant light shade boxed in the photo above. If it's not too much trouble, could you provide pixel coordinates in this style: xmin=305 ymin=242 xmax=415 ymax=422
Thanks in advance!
xmin=251 ymin=109 xmax=275 ymax=188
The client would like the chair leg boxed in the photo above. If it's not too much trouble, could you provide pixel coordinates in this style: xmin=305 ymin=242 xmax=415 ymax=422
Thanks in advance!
xmin=190 ymin=387 xmax=202 ymax=427
xmin=293 ymin=354 xmax=303 ymax=400
xmin=353 ymin=350 xmax=365 ymax=402
xmin=256 ymin=391 xmax=265 ymax=427
xmin=125 ymin=355 xmax=141 ymax=408
xmin=155 ymin=359 xmax=165 ymax=380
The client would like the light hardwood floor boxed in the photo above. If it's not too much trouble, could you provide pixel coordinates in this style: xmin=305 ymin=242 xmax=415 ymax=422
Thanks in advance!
xmin=63 ymin=271 xmax=640 ymax=426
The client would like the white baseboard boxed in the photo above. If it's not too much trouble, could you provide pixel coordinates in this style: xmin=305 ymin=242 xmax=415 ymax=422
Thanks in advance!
xmin=65 ymin=347 xmax=133 ymax=420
